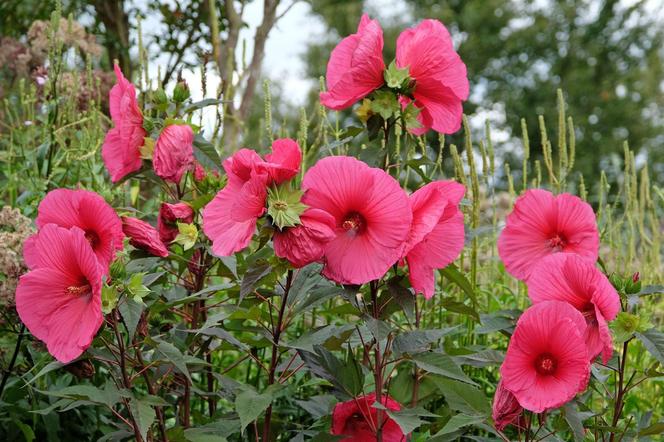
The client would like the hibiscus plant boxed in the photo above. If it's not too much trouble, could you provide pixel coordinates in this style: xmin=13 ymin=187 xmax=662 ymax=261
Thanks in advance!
xmin=0 ymin=12 xmax=663 ymax=442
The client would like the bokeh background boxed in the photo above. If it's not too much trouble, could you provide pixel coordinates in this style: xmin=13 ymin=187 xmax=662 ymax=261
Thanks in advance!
xmin=1 ymin=0 xmax=663 ymax=184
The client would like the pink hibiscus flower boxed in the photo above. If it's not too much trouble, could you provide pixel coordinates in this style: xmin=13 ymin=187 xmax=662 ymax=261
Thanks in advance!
xmin=500 ymin=301 xmax=591 ymax=413
xmin=121 ymin=217 xmax=169 ymax=257
xmin=25 ymin=189 xmax=124 ymax=272
xmin=203 ymin=139 xmax=302 ymax=257
xmin=158 ymin=202 xmax=195 ymax=244
xmin=402 ymin=180 xmax=465 ymax=298
xmin=492 ymin=380 xmax=524 ymax=431
xmin=302 ymin=156 xmax=411 ymax=285
xmin=331 ymin=393 xmax=405 ymax=442
xmin=254 ymin=138 xmax=302 ymax=184
xmin=16 ymin=224 xmax=103 ymax=363
xmin=527 ymin=253 xmax=621 ymax=363
xmin=273 ymin=208 xmax=336 ymax=268
xmin=498 ymin=189 xmax=599 ymax=281
xmin=153 ymin=124 xmax=195 ymax=183
xmin=102 ymin=64 xmax=147 ymax=183
xmin=320 ymin=14 xmax=385 ymax=110
xmin=395 ymin=19 xmax=469 ymax=135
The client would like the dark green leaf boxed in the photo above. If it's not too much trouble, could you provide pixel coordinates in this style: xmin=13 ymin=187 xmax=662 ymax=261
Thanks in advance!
xmin=440 ymin=264 xmax=478 ymax=307
xmin=240 ymin=263 xmax=272 ymax=300
xmin=193 ymin=135 xmax=222 ymax=172
xmin=130 ymin=398 xmax=156 ymax=441
xmin=119 ymin=297 xmax=144 ymax=340
xmin=392 ymin=328 xmax=459 ymax=357
xmin=235 ymin=389 xmax=274 ymax=431
xmin=412 ymin=353 xmax=476 ymax=385
xmin=636 ymin=328 xmax=664 ymax=365
xmin=155 ymin=340 xmax=191 ymax=382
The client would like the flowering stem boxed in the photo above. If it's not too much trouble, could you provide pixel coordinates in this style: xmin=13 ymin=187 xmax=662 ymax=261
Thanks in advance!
xmin=262 ymin=269 xmax=293 ymax=441
xmin=0 ymin=324 xmax=25 ymax=401
xmin=370 ymin=280 xmax=384 ymax=442
xmin=609 ymin=339 xmax=631 ymax=442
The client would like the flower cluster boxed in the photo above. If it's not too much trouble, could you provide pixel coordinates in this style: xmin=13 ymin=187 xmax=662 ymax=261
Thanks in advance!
xmin=202 ymin=149 xmax=466 ymax=295
xmin=321 ymin=15 xmax=469 ymax=135
xmin=493 ymin=189 xmax=620 ymax=429
xmin=102 ymin=64 xmax=197 ymax=184
xmin=16 ymin=189 xmax=124 ymax=363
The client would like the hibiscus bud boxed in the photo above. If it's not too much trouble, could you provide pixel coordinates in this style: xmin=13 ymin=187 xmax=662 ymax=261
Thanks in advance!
xmin=632 ymin=272 xmax=640 ymax=283
xmin=492 ymin=380 xmax=523 ymax=431
xmin=153 ymin=87 xmax=168 ymax=109
xmin=173 ymin=80 xmax=190 ymax=103
xmin=193 ymin=162 xmax=207 ymax=182
xmin=121 ymin=216 xmax=169 ymax=257
xmin=153 ymin=124 xmax=195 ymax=183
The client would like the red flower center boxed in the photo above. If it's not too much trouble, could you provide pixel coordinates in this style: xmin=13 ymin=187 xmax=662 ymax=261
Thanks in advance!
xmin=346 ymin=412 xmax=373 ymax=433
xmin=84 ymin=230 xmax=100 ymax=248
xmin=67 ymin=284 xmax=91 ymax=297
xmin=548 ymin=233 xmax=566 ymax=252
xmin=342 ymin=212 xmax=365 ymax=235
xmin=535 ymin=353 xmax=557 ymax=375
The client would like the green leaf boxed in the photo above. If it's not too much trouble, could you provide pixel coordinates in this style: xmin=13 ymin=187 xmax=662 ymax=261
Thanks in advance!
xmin=298 ymin=346 xmax=364 ymax=396
xmin=101 ymin=284 xmax=119 ymax=314
xmin=392 ymin=328 xmax=459 ymax=357
xmin=156 ymin=340 xmax=191 ymax=382
xmin=636 ymin=328 xmax=664 ymax=365
xmin=294 ymin=395 xmax=337 ymax=419
xmin=440 ymin=298 xmax=480 ymax=321
xmin=411 ymin=353 xmax=476 ymax=385
xmin=36 ymin=382 xmax=124 ymax=408
xmin=433 ymin=414 xmax=484 ymax=436
xmin=130 ymin=398 xmax=156 ymax=442
xmin=638 ymin=421 xmax=664 ymax=436
xmin=432 ymin=378 xmax=490 ymax=415
xmin=182 ymin=98 xmax=227 ymax=114
xmin=286 ymin=324 xmax=355 ymax=352
xmin=26 ymin=361 xmax=64 ymax=385
xmin=235 ymin=389 xmax=274 ymax=432
xmin=193 ymin=135 xmax=222 ymax=172
xmin=119 ymin=297 xmax=145 ymax=340
xmin=240 ymin=263 xmax=272 ymax=300
xmin=386 ymin=407 xmax=438 ymax=435
xmin=562 ymin=401 xmax=593 ymax=442
xmin=440 ymin=264 xmax=478 ymax=307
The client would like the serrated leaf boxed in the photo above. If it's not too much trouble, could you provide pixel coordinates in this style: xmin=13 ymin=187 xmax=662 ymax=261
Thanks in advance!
xmin=412 ymin=353 xmax=476 ymax=385
xmin=235 ymin=389 xmax=274 ymax=432
xmin=386 ymin=407 xmax=438 ymax=435
xmin=119 ymin=297 xmax=144 ymax=340
xmin=130 ymin=398 xmax=156 ymax=441
xmin=156 ymin=340 xmax=191 ymax=382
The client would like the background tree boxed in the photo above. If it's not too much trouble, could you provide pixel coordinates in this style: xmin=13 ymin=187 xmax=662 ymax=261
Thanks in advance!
xmin=303 ymin=0 xmax=664 ymax=186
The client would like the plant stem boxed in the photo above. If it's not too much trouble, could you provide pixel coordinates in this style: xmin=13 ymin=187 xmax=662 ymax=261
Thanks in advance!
xmin=370 ymin=280 xmax=384 ymax=442
xmin=0 ymin=324 xmax=25 ymax=400
xmin=609 ymin=339 xmax=630 ymax=442
xmin=411 ymin=298 xmax=421 ymax=407
xmin=262 ymin=269 xmax=293 ymax=441
xmin=134 ymin=337 xmax=168 ymax=441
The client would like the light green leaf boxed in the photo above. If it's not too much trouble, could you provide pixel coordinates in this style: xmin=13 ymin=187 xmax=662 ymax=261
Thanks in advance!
xmin=156 ymin=340 xmax=191 ymax=382
xmin=235 ymin=389 xmax=274 ymax=432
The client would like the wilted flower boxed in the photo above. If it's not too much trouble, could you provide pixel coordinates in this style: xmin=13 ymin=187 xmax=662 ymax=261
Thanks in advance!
xmin=273 ymin=208 xmax=336 ymax=268
xmin=158 ymin=202 xmax=195 ymax=244
xmin=492 ymin=380 xmax=524 ymax=431
xmin=153 ymin=124 xmax=195 ymax=183
xmin=121 ymin=217 xmax=169 ymax=258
